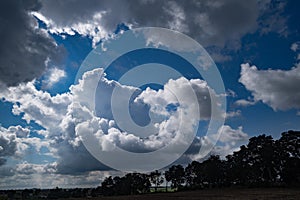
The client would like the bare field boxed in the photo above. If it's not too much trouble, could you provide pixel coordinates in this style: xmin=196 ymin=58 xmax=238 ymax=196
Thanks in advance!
xmin=72 ymin=188 xmax=300 ymax=200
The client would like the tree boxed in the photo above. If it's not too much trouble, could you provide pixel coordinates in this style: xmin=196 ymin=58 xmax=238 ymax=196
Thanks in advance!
xmin=113 ymin=176 xmax=130 ymax=195
xmin=226 ymin=145 xmax=251 ymax=185
xmin=165 ymin=165 xmax=185 ymax=190
xmin=199 ymin=155 xmax=226 ymax=187
xmin=149 ymin=170 xmax=164 ymax=192
xmin=124 ymin=173 xmax=151 ymax=195
xmin=226 ymin=135 xmax=280 ymax=186
xmin=243 ymin=135 xmax=277 ymax=185
xmin=101 ymin=173 xmax=150 ymax=196
xmin=101 ymin=176 xmax=115 ymax=196
xmin=185 ymin=161 xmax=203 ymax=188
xmin=277 ymin=130 xmax=300 ymax=185
xmin=164 ymin=170 xmax=171 ymax=192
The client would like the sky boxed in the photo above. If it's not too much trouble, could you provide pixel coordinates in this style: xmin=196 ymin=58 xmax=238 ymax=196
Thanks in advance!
xmin=0 ymin=0 xmax=300 ymax=189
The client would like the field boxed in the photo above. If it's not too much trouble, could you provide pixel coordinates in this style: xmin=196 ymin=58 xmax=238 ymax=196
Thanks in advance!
xmin=75 ymin=188 xmax=300 ymax=200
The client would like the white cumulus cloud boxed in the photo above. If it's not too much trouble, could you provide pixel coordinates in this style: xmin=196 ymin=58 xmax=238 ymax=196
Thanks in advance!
xmin=0 ymin=67 xmax=226 ymax=180
xmin=42 ymin=67 xmax=66 ymax=88
xmin=239 ymin=63 xmax=300 ymax=111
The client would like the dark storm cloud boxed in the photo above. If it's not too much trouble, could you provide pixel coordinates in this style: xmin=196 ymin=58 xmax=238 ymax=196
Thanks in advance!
xmin=0 ymin=0 xmax=64 ymax=88
xmin=55 ymin=140 xmax=112 ymax=174
xmin=39 ymin=0 xmax=285 ymax=49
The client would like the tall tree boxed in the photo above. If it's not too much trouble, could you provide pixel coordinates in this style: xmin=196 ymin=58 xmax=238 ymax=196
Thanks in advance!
xmin=164 ymin=170 xmax=171 ymax=192
xmin=185 ymin=161 xmax=201 ymax=188
xmin=277 ymin=130 xmax=300 ymax=185
xmin=149 ymin=170 xmax=164 ymax=192
xmin=199 ymin=155 xmax=226 ymax=187
xmin=124 ymin=173 xmax=151 ymax=194
xmin=227 ymin=135 xmax=279 ymax=186
xmin=165 ymin=165 xmax=185 ymax=190
xmin=101 ymin=176 xmax=115 ymax=196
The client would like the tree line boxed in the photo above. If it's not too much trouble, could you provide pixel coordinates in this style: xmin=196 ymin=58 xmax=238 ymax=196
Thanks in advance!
xmin=101 ymin=130 xmax=300 ymax=196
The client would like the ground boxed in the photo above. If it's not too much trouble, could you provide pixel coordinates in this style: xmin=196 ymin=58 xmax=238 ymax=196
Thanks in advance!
xmin=71 ymin=188 xmax=300 ymax=200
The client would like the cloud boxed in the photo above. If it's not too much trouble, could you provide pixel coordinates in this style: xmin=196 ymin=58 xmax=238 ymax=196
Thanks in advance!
xmin=290 ymin=41 xmax=300 ymax=61
xmin=239 ymin=63 xmax=300 ymax=111
xmin=0 ymin=165 xmax=123 ymax=189
xmin=136 ymin=77 xmax=223 ymax=120
xmin=216 ymin=125 xmax=248 ymax=144
xmin=0 ymin=66 xmax=225 ymax=175
xmin=7 ymin=125 xmax=30 ymax=138
xmin=0 ymin=125 xmax=33 ymax=166
xmin=0 ymin=70 xmax=107 ymax=174
xmin=66 ymin=68 xmax=227 ymax=171
xmin=210 ymin=52 xmax=232 ymax=63
xmin=42 ymin=67 xmax=66 ymax=88
xmin=56 ymin=67 xmax=224 ymax=172
xmin=0 ymin=125 xmax=53 ymax=165
xmin=258 ymin=0 xmax=288 ymax=36
xmin=226 ymin=89 xmax=237 ymax=97
xmin=0 ymin=166 xmax=14 ymax=178
xmin=171 ymin=124 xmax=248 ymax=164
xmin=225 ymin=110 xmax=242 ymax=119
xmin=0 ymin=0 xmax=65 ymax=88
xmin=0 ymin=81 xmax=72 ymax=133
xmin=0 ymin=127 xmax=18 ymax=166
xmin=142 ymin=28 xmax=199 ymax=53
xmin=291 ymin=41 xmax=300 ymax=52
xmin=0 ymin=66 xmax=241 ymax=186
xmin=190 ymin=125 xmax=249 ymax=160
xmin=235 ymin=99 xmax=257 ymax=107
xmin=15 ymin=162 xmax=57 ymax=175
xmin=35 ymin=0 xmax=286 ymax=50
xmin=211 ymin=125 xmax=248 ymax=157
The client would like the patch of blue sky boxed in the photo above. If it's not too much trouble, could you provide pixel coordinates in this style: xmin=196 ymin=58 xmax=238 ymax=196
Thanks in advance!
xmin=0 ymin=101 xmax=44 ymax=133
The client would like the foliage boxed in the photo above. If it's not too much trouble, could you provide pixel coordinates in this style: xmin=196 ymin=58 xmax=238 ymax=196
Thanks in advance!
xmin=102 ymin=173 xmax=151 ymax=196
xmin=149 ymin=170 xmax=164 ymax=192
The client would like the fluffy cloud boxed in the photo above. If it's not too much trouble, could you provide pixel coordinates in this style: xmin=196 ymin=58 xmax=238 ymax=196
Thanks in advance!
xmin=35 ymin=0 xmax=286 ymax=50
xmin=0 ymin=66 xmax=226 ymax=176
xmin=7 ymin=125 xmax=30 ymax=138
xmin=0 ymin=125 xmax=32 ymax=166
xmin=0 ymin=70 xmax=107 ymax=175
xmin=239 ymin=63 xmax=300 ymax=111
xmin=216 ymin=125 xmax=248 ymax=144
xmin=136 ymin=77 xmax=223 ymax=121
xmin=189 ymin=125 xmax=249 ymax=161
xmin=0 ymin=81 xmax=71 ymax=134
xmin=66 ymin=67 xmax=228 ymax=171
xmin=0 ymin=0 xmax=64 ymax=88
xmin=42 ymin=67 xmax=66 ymax=88
xmin=15 ymin=162 xmax=57 ymax=175
xmin=0 ymin=127 xmax=18 ymax=166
